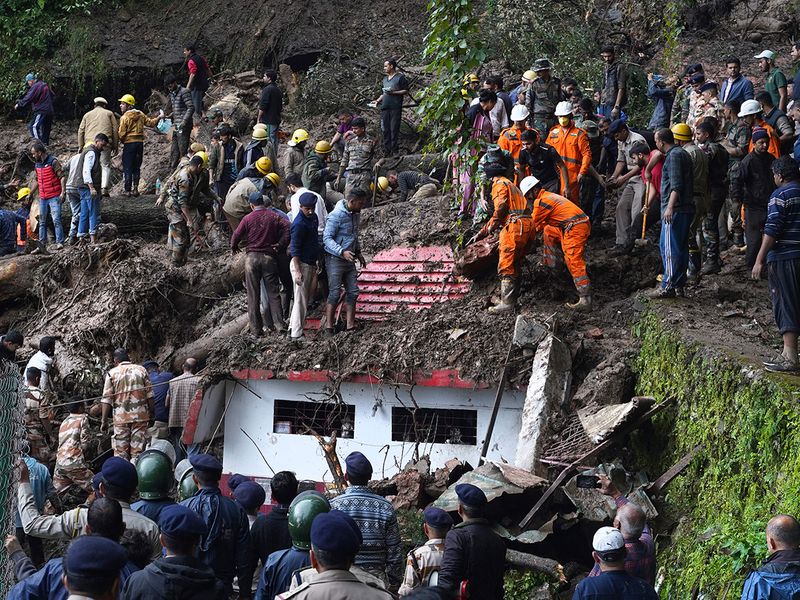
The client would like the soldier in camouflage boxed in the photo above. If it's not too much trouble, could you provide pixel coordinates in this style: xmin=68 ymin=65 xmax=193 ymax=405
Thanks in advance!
xmin=53 ymin=396 xmax=94 ymax=494
xmin=163 ymin=155 xmax=219 ymax=266
xmin=23 ymin=366 xmax=54 ymax=469
xmin=101 ymin=348 xmax=154 ymax=461
xmin=525 ymin=59 xmax=564 ymax=136
xmin=336 ymin=117 xmax=376 ymax=197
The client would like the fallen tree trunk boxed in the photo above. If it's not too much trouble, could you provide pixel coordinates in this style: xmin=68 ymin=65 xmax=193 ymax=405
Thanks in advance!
xmin=167 ymin=313 xmax=249 ymax=372
xmin=506 ymin=549 xmax=566 ymax=583
xmin=56 ymin=195 xmax=168 ymax=236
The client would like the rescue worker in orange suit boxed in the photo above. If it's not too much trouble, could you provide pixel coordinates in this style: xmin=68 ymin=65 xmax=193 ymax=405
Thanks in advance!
xmin=497 ymin=104 xmax=536 ymax=184
xmin=520 ymin=175 xmax=593 ymax=310
xmin=469 ymin=165 xmax=535 ymax=314
xmin=546 ymin=101 xmax=592 ymax=204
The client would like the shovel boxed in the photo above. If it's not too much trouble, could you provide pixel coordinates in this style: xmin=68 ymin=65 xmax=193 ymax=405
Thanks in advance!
xmin=635 ymin=181 xmax=652 ymax=248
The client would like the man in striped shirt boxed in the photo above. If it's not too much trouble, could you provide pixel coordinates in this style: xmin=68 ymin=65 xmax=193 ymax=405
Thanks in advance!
xmin=752 ymin=156 xmax=800 ymax=373
xmin=330 ymin=452 xmax=402 ymax=590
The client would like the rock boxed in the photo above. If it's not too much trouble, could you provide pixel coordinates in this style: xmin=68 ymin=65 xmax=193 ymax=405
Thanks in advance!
xmin=453 ymin=231 xmax=499 ymax=280
xmin=585 ymin=327 xmax=604 ymax=340
xmin=571 ymin=353 xmax=634 ymax=408
xmin=391 ymin=469 xmax=424 ymax=510
xmin=513 ymin=315 xmax=548 ymax=350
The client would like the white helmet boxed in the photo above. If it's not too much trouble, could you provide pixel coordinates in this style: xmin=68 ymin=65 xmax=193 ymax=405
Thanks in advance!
xmin=520 ymin=176 xmax=540 ymax=196
xmin=510 ymin=104 xmax=530 ymax=122
xmin=554 ymin=101 xmax=574 ymax=117
xmin=738 ymin=99 xmax=763 ymax=117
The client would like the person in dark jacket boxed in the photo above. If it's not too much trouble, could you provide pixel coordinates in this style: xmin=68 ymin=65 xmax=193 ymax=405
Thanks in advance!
xmin=733 ymin=128 xmax=776 ymax=269
xmin=122 ymin=504 xmax=225 ymax=600
xmin=740 ymin=514 xmax=800 ymax=599
xmin=573 ymin=527 xmax=659 ymax=600
xmin=289 ymin=193 xmax=321 ymax=340
xmin=180 ymin=454 xmax=254 ymax=598
xmin=165 ymin=74 xmax=195 ymax=169
xmin=184 ymin=43 xmax=211 ymax=118
xmin=258 ymin=70 xmax=282 ymax=148
xmin=15 ymin=74 xmax=54 ymax=144
xmin=7 ymin=498 xmax=139 ymax=600
xmin=437 ymin=483 xmax=506 ymax=599
xmin=302 ymin=141 xmax=336 ymax=207
xmin=251 ymin=471 xmax=298 ymax=565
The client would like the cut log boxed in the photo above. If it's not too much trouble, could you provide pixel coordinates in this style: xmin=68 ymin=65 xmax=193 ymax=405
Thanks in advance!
xmin=0 ymin=253 xmax=52 ymax=303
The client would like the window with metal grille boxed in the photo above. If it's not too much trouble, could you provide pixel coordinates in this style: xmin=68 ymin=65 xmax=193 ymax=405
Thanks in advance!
xmin=391 ymin=407 xmax=477 ymax=445
xmin=273 ymin=400 xmax=355 ymax=438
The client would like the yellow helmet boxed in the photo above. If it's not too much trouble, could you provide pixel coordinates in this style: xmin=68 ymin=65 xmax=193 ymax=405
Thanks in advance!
xmin=289 ymin=129 xmax=309 ymax=147
xmin=671 ymin=123 xmax=692 ymax=142
xmin=255 ymin=156 xmax=273 ymax=175
xmin=370 ymin=177 xmax=390 ymax=193
xmin=194 ymin=151 xmax=209 ymax=167
xmin=314 ymin=140 xmax=333 ymax=154
xmin=252 ymin=128 xmax=268 ymax=141
xmin=17 ymin=187 xmax=31 ymax=200
xmin=266 ymin=172 xmax=280 ymax=187
xmin=118 ymin=94 xmax=135 ymax=106
xmin=463 ymin=73 xmax=480 ymax=85
xmin=522 ymin=70 xmax=537 ymax=83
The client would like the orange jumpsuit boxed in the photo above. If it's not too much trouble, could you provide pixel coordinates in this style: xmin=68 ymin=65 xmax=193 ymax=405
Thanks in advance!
xmin=498 ymin=124 xmax=535 ymax=184
xmin=480 ymin=177 xmax=535 ymax=277
xmin=545 ymin=123 xmax=591 ymax=204
xmin=533 ymin=189 xmax=591 ymax=295
xmin=748 ymin=119 xmax=781 ymax=159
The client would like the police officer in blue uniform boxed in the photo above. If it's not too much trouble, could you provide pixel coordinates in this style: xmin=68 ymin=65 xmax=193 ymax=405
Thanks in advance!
xmin=122 ymin=504 xmax=226 ymax=599
xmin=179 ymin=453 xmax=254 ymax=597
xmin=62 ymin=535 xmax=129 ymax=600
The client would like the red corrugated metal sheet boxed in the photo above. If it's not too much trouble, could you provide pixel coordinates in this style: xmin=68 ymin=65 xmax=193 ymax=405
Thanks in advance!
xmin=356 ymin=246 xmax=470 ymax=320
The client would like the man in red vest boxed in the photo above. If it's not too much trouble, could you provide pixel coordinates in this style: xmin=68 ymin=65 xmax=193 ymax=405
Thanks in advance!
xmin=30 ymin=141 xmax=66 ymax=252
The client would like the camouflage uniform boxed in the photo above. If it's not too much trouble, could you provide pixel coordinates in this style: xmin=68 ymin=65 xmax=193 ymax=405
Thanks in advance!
xmin=398 ymin=539 xmax=446 ymax=596
xmin=102 ymin=361 xmax=153 ymax=460
xmin=23 ymin=385 xmax=53 ymax=467
xmin=53 ymin=413 xmax=94 ymax=493
xmin=164 ymin=166 xmax=201 ymax=266
xmin=338 ymin=135 xmax=376 ymax=196
xmin=725 ymin=117 xmax=752 ymax=243
xmin=525 ymin=76 xmax=563 ymax=135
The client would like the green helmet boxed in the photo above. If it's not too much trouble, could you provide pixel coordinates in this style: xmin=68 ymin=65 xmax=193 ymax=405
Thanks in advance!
xmin=178 ymin=471 xmax=199 ymax=501
xmin=136 ymin=450 xmax=174 ymax=500
xmin=288 ymin=491 xmax=330 ymax=550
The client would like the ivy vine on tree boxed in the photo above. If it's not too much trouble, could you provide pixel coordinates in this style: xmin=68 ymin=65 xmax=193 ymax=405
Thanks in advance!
xmin=417 ymin=0 xmax=486 ymax=156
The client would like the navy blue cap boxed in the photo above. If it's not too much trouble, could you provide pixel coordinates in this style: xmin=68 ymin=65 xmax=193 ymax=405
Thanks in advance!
xmin=142 ymin=360 xmax=158 ymax=369
xmin=608 ymin=119 xmax=627 ymax=135
xmin=92 ymin=472 xmax=103 ymax=492
xmin=189 ymin=454 xmax=223 ymax=475
xmin=689 ymin=73 xmax=706 ymax=84
xmin=685 ymin=63 xmax=704 ymax=75
xmin=64 ymin=536 xmax=128 ymax=579
xmin=344 ymin=451 xmax=372 ymax=479
xmin=311 ymin=511 xmax=361 ymax=556
xmin=699 ymin=81 xmax=718 ymax=93
xmin=248 ymin=191 xmax=264 ymax=206
xmin=455 ymin=483 xmax=487 ymax=507
xmin=228 ymin=474 xmax=248 ymax=491
xmin=101 ymin=457 xmax=138 ymax=492
xmin=423 ymin=506 xmax=454 ymax=529
xmin=299 ymin=192 xmax=318 ymax=208
xmin=234 ymin=481 xmax=266 ymax=510
xmin=159 ymin=504 xmax=208 ymax=538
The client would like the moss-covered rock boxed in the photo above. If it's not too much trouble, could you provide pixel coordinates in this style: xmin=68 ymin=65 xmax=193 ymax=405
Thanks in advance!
xmin=632 ymin=313 xmax=800 ymax=597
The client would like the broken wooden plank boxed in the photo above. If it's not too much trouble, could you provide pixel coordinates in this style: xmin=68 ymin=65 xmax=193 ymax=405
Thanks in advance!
xmin=646 ymin=444 xmax=702 ymax=495
xmin=519 ymin=396 xmax=674 ymax=529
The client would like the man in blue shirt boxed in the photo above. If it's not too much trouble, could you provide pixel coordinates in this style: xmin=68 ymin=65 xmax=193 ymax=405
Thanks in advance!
xmin=14 ymin=455 xmax=58 ymax=568
xmin=647 ymin=127 xmax=694 ymax=299
xmin=322 ymin=189 xmax=367 ymax=336
xmin=752 ymin=156 xmax=800 ymax=373
xmin=646 ymin=73 xmax=675 ymax=130
xmin=741 ymin=514 xmax=800 ymax=599
xmin=573 ymin=527 xmax=658 ymax=599
xmin=289 ymin=192 xmax=320 ymax=340
xmin=720 ymin=56 xmax=755 ymax=105
xmin=143 ymin=360 xmax=173 ymax=439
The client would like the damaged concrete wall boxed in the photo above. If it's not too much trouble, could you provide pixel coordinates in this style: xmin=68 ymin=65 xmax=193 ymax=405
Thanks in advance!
xmin=514 ymin=335 xmax=572 ymax=477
